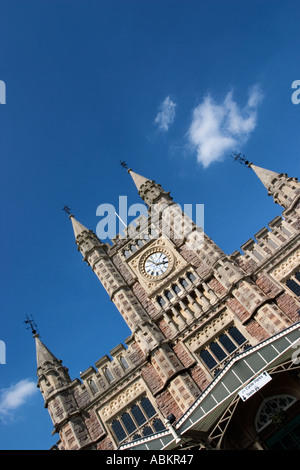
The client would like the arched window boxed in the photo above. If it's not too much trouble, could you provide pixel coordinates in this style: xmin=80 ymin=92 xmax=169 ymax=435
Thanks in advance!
xmin=172 ymin=284 xmax=181 ymax=294
xmin=179 ymin=278 xmax=188 ymax=288
xmin=153 ymin=418 xmax=165 ymax=432
xmin=88 ymin=378 xmax=98 ymax=395
xmin=111 ymin=419 xmax=127 ymax=442
xmin=157 ymin=296 xmax=165 ymax=307
xmin=119 ymin=355 xmax=129 ymax=370
xmin=121 ymin=412 xmax=137 ymax=434
xmin=187 ymin=272 xmax=196 ymax=282
xmin=255 ymin=395 xmax=297 ymax=432
xmin=286 ymin=272 xmax=300 ymax=297
xmin=142 ymin=426 xmax=153 ymax=436
xmin=164 ymin=290 xmax=173 ymax=301
xmin=103 ymin=366 xmax=114 ymax=383
xmin=131 ymin=404 xmax=146 ymax=426
xmin=141 ymin=397 xmax=156 ymax=418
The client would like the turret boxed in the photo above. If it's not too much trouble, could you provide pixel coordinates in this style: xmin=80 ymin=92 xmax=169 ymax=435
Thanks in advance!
xmin=128 ymin=169 xmax=173 ymax=208
xmin=34 ymin=333 xmax=94 ymax=449
xmin=249 ymin=163 xmax=300 ymax=212
xmin=69 ymin=214 xmax=167 ymax=354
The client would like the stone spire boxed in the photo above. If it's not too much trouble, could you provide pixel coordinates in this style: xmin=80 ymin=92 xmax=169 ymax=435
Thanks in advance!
xmin=34 ymin=333 xmax=62 ymax=370
xmin=69 ymin=214 xmax=89 ymax=239
xmin=34 ymin=333 xmax=71 ymax=385
xmin=128 ymin=168 xmax=172 ymax=207
xmin=249 ymin=162 xmax=300 ymax=211
xmin=128 ymin=169 xmax=150 ymax=192
xmin=250 ymin=164 xmax=279 ymax=190
xmin=33 ymin=333 xmax=94 ymax=449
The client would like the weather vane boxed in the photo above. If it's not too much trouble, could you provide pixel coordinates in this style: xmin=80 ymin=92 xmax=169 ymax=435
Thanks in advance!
xmin=120 ymin=160 xmax=128 ymax=170
xmin=63 ymin=205 xmax=71 ymax=215
xmin=231 ymin=152 xmax=251 ymax=168
xmin=24 ymin=314 xmax=39 ymax=336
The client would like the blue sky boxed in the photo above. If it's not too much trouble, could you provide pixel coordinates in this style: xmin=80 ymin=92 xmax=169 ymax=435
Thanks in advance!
xmin=0 ymin=0 xmax=300 ymax=450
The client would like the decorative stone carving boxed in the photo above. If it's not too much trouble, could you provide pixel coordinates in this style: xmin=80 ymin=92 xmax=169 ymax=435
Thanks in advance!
xmin=186 ymin=310 xmax=232 ymax=351
xmin=271 ymin=249 xmax=300 ymax=281
xmin=100 ymin=379 xmax=145 ymax=419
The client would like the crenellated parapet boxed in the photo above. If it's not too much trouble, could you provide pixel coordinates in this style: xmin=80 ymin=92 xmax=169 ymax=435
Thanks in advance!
xmin=230 ymin=212 xmax=300 ymax=276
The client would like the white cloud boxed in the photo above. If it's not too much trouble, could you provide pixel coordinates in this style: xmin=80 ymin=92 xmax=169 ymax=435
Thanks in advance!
xmin=0 ymin=379 xmax=37 ymax=420
xmin=187 ymin=85 xmax=263 ymax=168
xmin=154 ymin=96 xmax=176 ymax=131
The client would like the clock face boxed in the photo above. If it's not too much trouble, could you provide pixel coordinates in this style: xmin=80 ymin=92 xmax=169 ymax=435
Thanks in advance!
xmin=144 ymin=252 xmax=169 ymax=277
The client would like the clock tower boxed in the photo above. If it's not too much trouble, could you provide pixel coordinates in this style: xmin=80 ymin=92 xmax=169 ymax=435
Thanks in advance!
xmin=69 ymin=169 xmax=209 ymax=418
xmin=36 ymin=163 xmax=300 ymax=450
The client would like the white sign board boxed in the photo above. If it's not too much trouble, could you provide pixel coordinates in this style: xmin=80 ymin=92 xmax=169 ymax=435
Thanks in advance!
xmin=238 ymin=371 xmax=272 ymax=402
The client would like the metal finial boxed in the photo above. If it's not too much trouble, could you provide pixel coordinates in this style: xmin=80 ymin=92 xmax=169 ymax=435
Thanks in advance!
xmin=24 ymin=314 xmax=39 ymax=336
xmin=63 ymin=205 xmax=71 ymax=215
xmin=231 ymin=152 xmax=251 ymax=168
xmin=120 ymin=160 xmax=128 ymax=170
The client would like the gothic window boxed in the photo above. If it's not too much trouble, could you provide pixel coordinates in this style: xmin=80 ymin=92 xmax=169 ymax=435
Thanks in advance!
xmin=88 ymin=378 xmax=98 ymax=395
xmin=112 ymin=419 xmax=127 ymax=442
xmin=142 ymin=426 xmax=153 ymax=436
xmin=228 ymin=326 xmax=247 ymax=345
xmin=121 ymin=412 xmax=137 ymax=434
xmin=103 ymin=366 xmax=114 ymax=383
xmin=255 ymin=395 xmax=297 ymax=432
xmin=123 ymin=250 xmax=130 ymax=258
xmin=199 ymin=349 xmax=217 ymax=369
xmin=179 ymin=278 xmax=188 ymax=288
xmin=286 ymin=271 xmax=300 ymax=297
xmin=119 ymin=355 xmax=129 ymax=370
xmin=131 ymin=404 xmax=146 ymax=426
xmin=199 ymin=326 xmax=248 ymax=372
xmin=110 ymin=397 xmax=165 ymax=444
xmin=153 ymin=418 xmax=166 ymax=432
xmin=140 ymin=397 xmax=156 ymax=418
xmin=164 ymin=290 xmax=173 ymax=301
xmin=187 ymin=272 xmax=196 ymax=282
xmin=172 ymin=284 xmax=181 ymax=294
xmin=157 ymin=296 xmax=165 ymax=307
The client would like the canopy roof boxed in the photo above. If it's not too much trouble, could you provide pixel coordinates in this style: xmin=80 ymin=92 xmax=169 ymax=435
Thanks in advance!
xmin=119 ymin=322 xmax=300 ymax=451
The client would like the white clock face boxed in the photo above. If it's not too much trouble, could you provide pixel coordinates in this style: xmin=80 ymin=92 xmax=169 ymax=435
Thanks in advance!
xmin=144 ymin=252 xmax=169 ymax=277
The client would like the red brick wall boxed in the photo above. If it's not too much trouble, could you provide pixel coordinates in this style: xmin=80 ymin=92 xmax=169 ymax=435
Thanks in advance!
xmin=226 ymin=297 xmax=251 ymax=323
xmin=190 ymin=364 xmax=210 ymax=391
xmin=142 ymin=363 xmax=164 ymax=394
xmin=276 ymin=292 xmax=300 ymax=323
xmin=96 ymin=436 xmax=115 ymax=450
xmin=255 ymin=273 xmax=282 ymax=297
xmin=173 ymin=342 xmax=195 ymax=368
xmin=155 ymin=389 xmax=182 ymax=421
